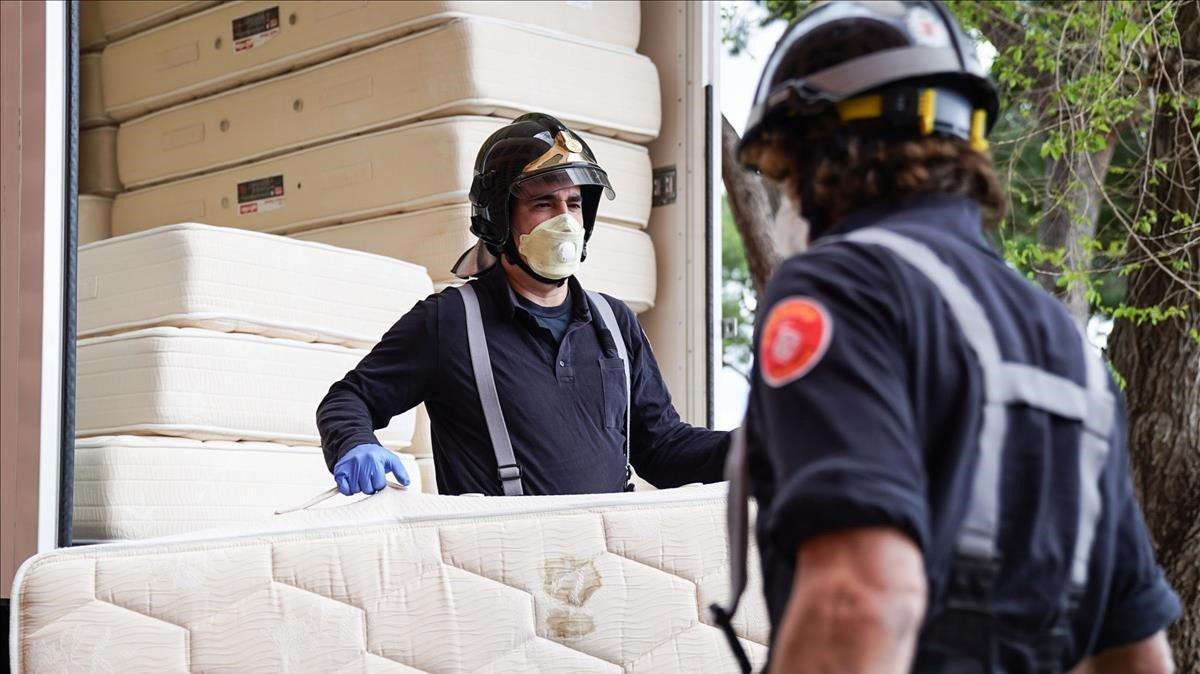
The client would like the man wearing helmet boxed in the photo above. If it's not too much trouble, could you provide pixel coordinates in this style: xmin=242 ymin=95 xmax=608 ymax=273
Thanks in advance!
xmin=316 ymin=113 xmax=729 ymax=497
xmin=712 ymin=2 xmax=1179 ymax=673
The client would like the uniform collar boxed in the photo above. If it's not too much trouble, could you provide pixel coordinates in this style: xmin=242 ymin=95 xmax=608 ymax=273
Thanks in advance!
xmin=820 ymin=194 xmax=988 ymax=247
xmin=477 ymin=263 xmax=592 ymax=323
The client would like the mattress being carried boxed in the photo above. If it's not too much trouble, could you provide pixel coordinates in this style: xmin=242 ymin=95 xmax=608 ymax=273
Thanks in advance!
xmin=73 ymin=436 xmax=421 ymax=542
xmin=76 ymin=327 xmax=416 ymax=447
xmin=111 ymin=116 xmax=651 ymax=236
xmin=297 ymin=207 xmax=659 ymax=313
xmin=11 ymin=484 xmax=768 ymax=673
xmin=118 ymin=19 xmax=660 ymax=187
xmin=78 ymin=223 xmax=434 ymax=347
xmin=101 ymin=0 xmax=643 ymax=121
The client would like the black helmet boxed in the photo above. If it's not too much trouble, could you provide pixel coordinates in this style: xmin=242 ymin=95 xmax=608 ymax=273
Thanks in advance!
xmin=740 ymin=0 xmax=999 ymax=171
xmin=467 ymin=113 xmax=614 ymax=251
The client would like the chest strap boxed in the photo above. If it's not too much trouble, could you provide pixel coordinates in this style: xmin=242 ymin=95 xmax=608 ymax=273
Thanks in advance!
xmin=459 ymin=284 xmax=633 ymax=496
xmin=459 ymin=284 xmax=524 ymax=496
xmin=586 ymin=290 xmax=633 ymax=490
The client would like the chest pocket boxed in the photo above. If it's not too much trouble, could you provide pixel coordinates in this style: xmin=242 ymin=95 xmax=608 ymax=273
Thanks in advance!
xmin=599 ymin=357 xmax=628 ymax=430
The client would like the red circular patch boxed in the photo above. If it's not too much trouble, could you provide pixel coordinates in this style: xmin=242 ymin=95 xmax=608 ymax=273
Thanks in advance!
xmin=760 ymin=297 xmax=833 ymax=388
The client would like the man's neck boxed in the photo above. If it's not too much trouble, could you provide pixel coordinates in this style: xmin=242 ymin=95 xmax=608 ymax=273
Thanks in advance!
xmin=502 ymin=258 xmax=569 ymax=307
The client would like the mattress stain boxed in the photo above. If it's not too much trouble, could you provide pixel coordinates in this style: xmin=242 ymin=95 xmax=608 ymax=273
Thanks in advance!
xmin=547 ymin=609 xmax=596 ymax=640
xmin=543 ymin=556 xmax=602 ymax=607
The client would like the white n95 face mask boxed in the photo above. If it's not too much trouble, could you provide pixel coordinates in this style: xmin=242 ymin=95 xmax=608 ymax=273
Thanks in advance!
xmin=517 ymin=213 xmax=585 ymax=279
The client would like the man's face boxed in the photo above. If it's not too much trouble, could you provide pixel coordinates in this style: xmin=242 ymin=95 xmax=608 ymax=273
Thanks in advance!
xmin=510 ymin=186 xmax=583 ymax=237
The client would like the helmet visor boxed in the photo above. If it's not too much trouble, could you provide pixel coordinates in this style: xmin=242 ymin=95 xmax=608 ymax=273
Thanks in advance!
xmin=510 ymin=165 xmax=616 ymax=201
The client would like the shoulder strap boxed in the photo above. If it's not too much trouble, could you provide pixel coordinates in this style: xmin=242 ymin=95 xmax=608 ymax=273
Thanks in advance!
xmin=586 ymin=290 xmax=633 ymax=490
xmin=458 ymin=284 xmax=524 ymax=496
xmin=840 ymin=227 xmax=1114 ymax=587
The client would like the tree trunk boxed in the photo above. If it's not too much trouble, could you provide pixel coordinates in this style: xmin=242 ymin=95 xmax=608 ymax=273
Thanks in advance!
xmin=1037 ymin=139 xmax=1117 ymax=326
xmin=1109 ymin=2 xmax=1200 ymax=668
xmin=721 ymin=114 xmax=784 ymax=295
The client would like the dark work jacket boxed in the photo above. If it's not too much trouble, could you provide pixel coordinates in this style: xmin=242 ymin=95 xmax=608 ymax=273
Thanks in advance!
xmin=747 ymin=195 xmax=1180 ymax=670
xmin=318 ymin=264 xmax=730 ymax=495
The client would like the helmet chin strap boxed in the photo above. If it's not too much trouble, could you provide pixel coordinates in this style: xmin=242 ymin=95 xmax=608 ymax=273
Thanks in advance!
xmin=502 ymin=239 xmax=568 ymax=287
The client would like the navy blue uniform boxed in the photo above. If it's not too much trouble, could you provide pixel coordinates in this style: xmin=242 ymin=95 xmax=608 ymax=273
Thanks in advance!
xmin=747 ymin=195 xmax=1180 ymax=670
xmin=318 ymin=264 xmax=729 ymax=495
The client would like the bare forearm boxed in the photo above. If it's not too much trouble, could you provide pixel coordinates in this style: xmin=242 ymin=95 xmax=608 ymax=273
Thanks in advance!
xmin=769 ymin=528 xmax=926 ymax=674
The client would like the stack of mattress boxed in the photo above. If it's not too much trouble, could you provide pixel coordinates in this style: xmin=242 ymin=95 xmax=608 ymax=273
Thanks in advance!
xmin=85 ymin=1 xmax=659 ymax=312
xmin=74 ymin=224 xmax=433 ymax=541
xmin=13 ymin=484 xmax=770 ymax=673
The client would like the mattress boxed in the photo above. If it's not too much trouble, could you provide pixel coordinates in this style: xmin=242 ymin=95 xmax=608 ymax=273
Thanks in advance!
xmin=410 ymin=404 xmax=432 ymax=460
xmin=118 ymin=20 xmax=659 ymax=187
xmin=80 ymin=54 xmax=112 ymax=129
xmin=73 ymin=436 xmax=422 ymax=542
xmin=78 ymin=223 xmax=433 ymax=347
xmin=79 ymin=1 xmax=106 ymax=51
xmin=75 ymin=327 xmax=416 ymax=447
xmin=79 ymin=127 xmax=120 ymax=196
xmin=297 ymin=207 xmax=659 ymax=313
xmin=416 ymin=457 xmax=438 ymax=494
xmin=12 ymin=483 xmax=768 ymax=673
xmin=97 ymin=1 xmax=222 ymax=41
xmin=78 ymin=195 xmax=113 ymax=245
xmin=101 ymin=0 xmax=642 ymax=121
xmin=111 ymin=116 xmax=651 ymax=236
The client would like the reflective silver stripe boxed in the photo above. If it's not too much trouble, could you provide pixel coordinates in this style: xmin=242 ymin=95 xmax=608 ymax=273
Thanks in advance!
xmin=843 ymin=229 xmax=1007 ymax=559
xmin=1071 ymin=328 xmax=1115 ymax=587
xmin=997 ymin=363 xmax=1090 ymax=422
xmin=587 ymin=290 xmax=633 ymax=485
xmin=842 ymin=228 xmax=1115 ymax=588
xmin=459 ymin=284 xmax=524 ymax=496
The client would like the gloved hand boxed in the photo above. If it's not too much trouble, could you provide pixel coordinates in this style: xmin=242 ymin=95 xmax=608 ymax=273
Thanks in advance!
xmin=333 ymin=443 xmax=410 ymax=496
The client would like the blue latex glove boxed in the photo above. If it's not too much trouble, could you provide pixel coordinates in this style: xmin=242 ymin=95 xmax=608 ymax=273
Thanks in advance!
xmin=333 ymin=443 xmax=410 ymax=496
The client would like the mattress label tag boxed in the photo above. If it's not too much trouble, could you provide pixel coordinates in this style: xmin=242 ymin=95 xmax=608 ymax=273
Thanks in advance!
xmin=565 ymin=0 xmax=594 ymax=8
xmin=237 ymin=175 xmax=285 ymax=216
xmin=232 ymin=6 xmax=280 ymax=53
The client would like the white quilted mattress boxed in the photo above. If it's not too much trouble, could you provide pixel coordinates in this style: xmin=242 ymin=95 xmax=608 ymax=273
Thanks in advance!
xmin=95 ymin=0 xmax=221 ymax=41
xmin=80 ymin=53 xmax=111 ymax=129
xmin=101 ymin=0 xmax=642 ymax=121
xmin=78 ymin=223 xmax=434 ymax=347
xmin=111 ymin=116 xmax=652 ymax=236
xmin=75 ymin=327 xmax=416 ymax=447
xmin=297 ymin=209 xmax=658 ymax=313
xmin=73 ymin=435 xmax=422 ymax=542
xmin=118 ymin=19 xmax=659 ymax=187
xmin=78 ymin=195 xmax=112 ymax=245
xmin=79 ymin=127 xmax=120 ymax=196
xmin=12 ymin=484 xmax=768 ymax=673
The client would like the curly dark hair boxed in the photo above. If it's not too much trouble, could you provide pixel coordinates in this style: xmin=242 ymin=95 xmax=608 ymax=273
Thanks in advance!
xmin=753 ymin=111 xmax=1007 ymax=229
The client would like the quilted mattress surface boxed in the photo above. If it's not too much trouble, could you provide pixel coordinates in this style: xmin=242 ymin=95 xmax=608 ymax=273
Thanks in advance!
xmin=111 ymin=116 xmax=652 ymax=236
xmin=101 ymin=0 xmax=642 ymax=121
xmin=297 ymin=209 xmax=658 ymax=313
xmin=12 ymin=484 xmax=768 ymax=673
xmin=73 ymin=436 xmax=421 ymax=542
xmin=119 ymin=18 xmax=659 ymax=187
xmin=75 ymin=327 xmax=415 ymax=447
xmin=78 ymin=223 xmax=434 ymax=347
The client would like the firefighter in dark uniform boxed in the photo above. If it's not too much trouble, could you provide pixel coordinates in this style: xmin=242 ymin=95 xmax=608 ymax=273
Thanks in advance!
xmin=711 ymin=2 xmax=1180 ymax=673
xmin=316 ymin=113 xmax=729 ymax=497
